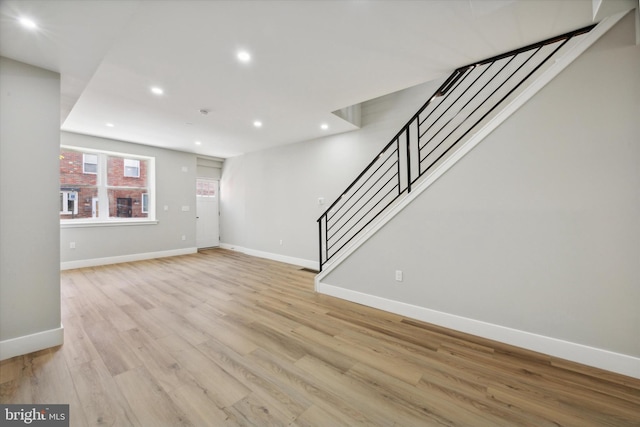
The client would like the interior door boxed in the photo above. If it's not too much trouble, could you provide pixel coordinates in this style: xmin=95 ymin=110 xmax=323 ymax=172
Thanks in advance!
xmin=196 ymin=178 xmax=220 ymax=248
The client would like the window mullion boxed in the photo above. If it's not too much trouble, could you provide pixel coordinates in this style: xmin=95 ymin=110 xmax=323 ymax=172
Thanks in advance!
xmin=97 ymin=154 xmax=109 ymax=219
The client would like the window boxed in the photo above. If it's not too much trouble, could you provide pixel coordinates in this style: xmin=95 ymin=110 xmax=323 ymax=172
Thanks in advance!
xmin=196 ymin=179 xmax=216 ymax=197
xmin=60 ymin=147 xmax=154 ymax=223
xmin=124 ymin=159 xmax=140 ymax=178
xmin=142 ymin=193 xmax=149 ymax=213
xmin=60 ymin=191 xmax=78 ymax=215
xmin=83 ymin=154 xmax=98 ymax=174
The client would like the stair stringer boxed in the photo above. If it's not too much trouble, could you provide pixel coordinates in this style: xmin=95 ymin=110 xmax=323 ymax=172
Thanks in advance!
xmin=315 ymin=9 xmax=631 ymax=288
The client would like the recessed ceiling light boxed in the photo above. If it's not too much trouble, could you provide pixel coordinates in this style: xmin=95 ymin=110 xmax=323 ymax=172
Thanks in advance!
xmin=321 ymin=123 xmax=329 ymax=130
xmin=253 ymin=120 xmax=262 ymax=128
xmin=150 ymin=87 xmax=164 ymax=95
xmin=105 ymin=123 xmax=114 ymax=127
xmin=19 ymin=17 xmax=37 ymax=30
xmin=195 ymin=141 xmax=202 ymax=145
xmin=237 ymin=51 xmax=251 ymax=63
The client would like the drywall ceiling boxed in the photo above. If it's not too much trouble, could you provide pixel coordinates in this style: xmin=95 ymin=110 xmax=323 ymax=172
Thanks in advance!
xmin=0 ymin=0 xmax=632 ymax=158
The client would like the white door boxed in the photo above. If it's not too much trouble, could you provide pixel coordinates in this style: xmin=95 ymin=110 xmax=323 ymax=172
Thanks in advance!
xmin=92 ymin=197 xmax=99 ymax=218
xmin=196 ymin=178 xmax=220 ymax=248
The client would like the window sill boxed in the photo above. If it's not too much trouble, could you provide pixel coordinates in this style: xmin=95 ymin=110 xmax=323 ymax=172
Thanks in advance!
xmin=60 ymin=219 xmax=158 ymax=228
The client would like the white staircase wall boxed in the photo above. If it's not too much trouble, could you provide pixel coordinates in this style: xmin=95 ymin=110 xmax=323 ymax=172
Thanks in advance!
xmin=318 ymin=12 xmax=640 ymax=378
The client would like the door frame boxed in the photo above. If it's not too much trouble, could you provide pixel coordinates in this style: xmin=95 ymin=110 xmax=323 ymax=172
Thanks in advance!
xmin=196 ymin=178 xmax=220 ymax=249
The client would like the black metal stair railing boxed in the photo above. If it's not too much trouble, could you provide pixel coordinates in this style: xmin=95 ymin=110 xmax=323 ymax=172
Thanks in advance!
xmin=317 ymin=24 xmax=595 ymax=271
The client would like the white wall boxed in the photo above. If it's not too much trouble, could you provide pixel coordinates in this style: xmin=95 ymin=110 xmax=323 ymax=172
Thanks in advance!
xmin=0 ymin=57 xmax=63 ymax=360
xmin=60 ymin=132 xmax=200 ymax=268
xmin=220 ymin=76 xmax=445 ymax=266
xmin=321 ymin=14 xmax=640 ymax=374
xmin=197 ymin=157 xmax=223 ymax=180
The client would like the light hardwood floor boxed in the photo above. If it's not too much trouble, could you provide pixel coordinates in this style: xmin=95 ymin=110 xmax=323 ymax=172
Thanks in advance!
xmin=1 ymin=249 xmax=638 ymax=426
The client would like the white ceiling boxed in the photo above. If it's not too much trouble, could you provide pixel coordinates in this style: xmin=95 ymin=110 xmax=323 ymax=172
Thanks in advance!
xmin=0 ymin=0 xmax=628 ymax=158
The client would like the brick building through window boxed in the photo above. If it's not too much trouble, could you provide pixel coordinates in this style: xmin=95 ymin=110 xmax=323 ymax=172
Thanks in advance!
xmin=60 ymin=149 xmax=150 ymax=220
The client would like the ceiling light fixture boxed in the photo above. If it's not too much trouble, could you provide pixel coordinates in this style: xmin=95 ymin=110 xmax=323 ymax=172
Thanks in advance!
xmin=150 ymin=86 xmax=164 ymax=95
xmin=195 ymin=141 xmax=202 ymax=145
xmin=105 ymin=123 xmax=114 ymax=127
xmin=19 ymin=17 xmax=37 ymax=30
xmin=321 ymin=123 xmax=329 ymax=130
xmin=253 ymin=120 xmax=262 ymax=128
xmin=237 ymin=51 xmax=251 ymax=63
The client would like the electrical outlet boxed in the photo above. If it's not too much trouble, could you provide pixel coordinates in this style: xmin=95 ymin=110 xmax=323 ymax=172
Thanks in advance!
xmin=181 ymin=235 xmax=186 ymax=241
xmin=279 ymin=239 xmax=283 ymax=245
xmin=395 ymin=270 xmax=403 ymax=282
xmin=70 ymin=242 xmax=76 ymax=249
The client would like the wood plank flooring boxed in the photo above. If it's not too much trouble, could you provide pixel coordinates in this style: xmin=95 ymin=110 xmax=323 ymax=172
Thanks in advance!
xmin=1 ymin=249 xmax=638 ymax=426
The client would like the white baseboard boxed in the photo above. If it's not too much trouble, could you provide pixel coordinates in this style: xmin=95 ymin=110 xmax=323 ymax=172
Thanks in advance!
xmin=60 ymin=247 xmax=198 ymax=270
xmin=0 ymin=325 xmax=64 ymax=361
xmin=316 ymin=281 xmax=640 ymax=380
xmin=220 ymin=243 xmax=318 ymax=271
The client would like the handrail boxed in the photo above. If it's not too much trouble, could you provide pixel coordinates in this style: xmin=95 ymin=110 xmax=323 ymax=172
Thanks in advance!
xmin=317 ymin=24 xmax=595 ymax=271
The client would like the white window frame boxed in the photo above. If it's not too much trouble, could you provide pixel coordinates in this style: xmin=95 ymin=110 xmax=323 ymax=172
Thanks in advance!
xmin=61 ymin=146 xmax=156 ymax=227
xmin=141 ymin=193 xmax=149 ymax=213
xmin=124 ymin=158 xmax=140 ymax=178
xmin=60 ymin=191 xmax=78 ymax=215
xmin=83 ymin=153 xmax=98 ymax=174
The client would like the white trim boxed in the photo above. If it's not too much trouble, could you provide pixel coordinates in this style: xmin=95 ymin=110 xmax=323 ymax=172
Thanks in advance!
xmin=592 ymin=0 xmax=635 ymax=22
xmin=61 ymin=247 xmax=197 ymax=270
xmin=592 ymin=0 xmax=604 ymax=21
xmin=315 ymin=282 xmax=640 ymax=379
xmin=0 ymin=325 xmax=64 ymax=361
xmin=317 ymin=11 xmax=630 ymax=283
xmin=60 ymin=219 xmax=158 ymax=228
xmin=220 ymin=243 xmax=318 ymax=271
xmin=636 ymin=0 xmax=640 ymax=45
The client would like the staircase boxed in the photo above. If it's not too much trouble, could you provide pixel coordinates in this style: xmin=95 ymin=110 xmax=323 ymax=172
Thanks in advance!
xmin=316 ymin=12 xmax=628 ymax=276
